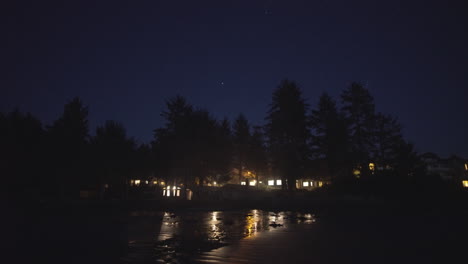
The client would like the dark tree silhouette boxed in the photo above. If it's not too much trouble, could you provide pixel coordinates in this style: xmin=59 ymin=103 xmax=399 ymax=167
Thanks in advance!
xmin=47 ymin=97 xmax=90 ymax=199
xmin=153 ymin=96 xmax=194 ymax=191
xmin=249 ymin=126 xmax=268 ymax=186
xmin=341 ymin=82 xmax=376 ymax=178
xmin=233 ymin=114 xmax=251 ymax=184
xmin=0 ymin=110 xmax=45 ymax=200
xmin=372 ymin=113 xmax=404 ymax=169
xmin=266 ymin=79 xmax=310 ymax=191
xmin=91 ymin=120 xmax=136 ymax=199
xmin=310 ymin=93 xmax=350 ymax=182
xmin=153 ymin=96 xmax=233 ymax=197
xmin=212 ymin=118 xmax=233 ymax=184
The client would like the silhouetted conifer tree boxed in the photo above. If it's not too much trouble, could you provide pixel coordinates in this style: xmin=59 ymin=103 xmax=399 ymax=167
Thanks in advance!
xmin=249 ymin=126 xmax=268 ymax=185
xmin=233 ymin=114 xmax=251 ymax=184
xmin=0 ymin=110 xmax=45 ymax=200
xmin=310 ymin=93 xmax=350 ymax=182
xmin=266 ymin=79 xmax=310 ymax=191
xmin=91 ymin=120 xmax=135 ymax=199
xmin=48 ymin=97 xmax=89 ymax=199
xmin=341 ymin=82 xmax=376 ymax=178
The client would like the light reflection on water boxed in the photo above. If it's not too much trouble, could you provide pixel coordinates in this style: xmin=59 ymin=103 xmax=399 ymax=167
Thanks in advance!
xmin=124 ymin=210 xmax=316 ymax=263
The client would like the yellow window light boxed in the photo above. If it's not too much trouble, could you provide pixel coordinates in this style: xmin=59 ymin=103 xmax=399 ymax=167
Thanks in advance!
xmin=462 ymin=180 xmax=468 ymax=188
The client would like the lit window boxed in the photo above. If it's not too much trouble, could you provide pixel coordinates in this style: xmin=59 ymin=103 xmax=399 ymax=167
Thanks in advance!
xmin=268 ymin=180 xmax=274 ymax=186
xmin=318 ymin=181 xmax=323 ymax=187
xmin=276 ymin=180 xmax=282 ymax=185
xmin=134 ymin=180 xmax=141 ymax=186
xmin=163 ymin=190 xmax=166 ymax=196
xmin=465 ymin=163 xmax=468 ymax=171
xmin=241 ymin=181 xmax=246 ymax=185
xmin=145 ymin=180 xmax=149 ymax=184
xmin=249 ymin=180 xmax=256 ymax=186
xmin=303 ymin=182 xmax=309 ymax=187
xmin=176 ymin=190 xmax=180 ymax=196
xmin=153 ymin=181 xmax=158 ymax=185
xmin=130 ymin=180 xmax=135 ymax=186
xmin=213 ymin=181 xmax=217 ymax=186
xmin=462 ymin=180 xmax=468 ymax=188
xmin=369 ymin=163 xmax=375 ymax=171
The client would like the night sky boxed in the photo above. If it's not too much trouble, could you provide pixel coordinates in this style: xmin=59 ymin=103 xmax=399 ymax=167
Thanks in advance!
xmin=3 ymin=0 xmax=467 ymax=157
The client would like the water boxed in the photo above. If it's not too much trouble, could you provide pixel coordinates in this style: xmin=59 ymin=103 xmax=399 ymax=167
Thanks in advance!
xmin=123 ymin=208 xmax=468 ymax=264
xmin=123 ymin=210 xmax=316 ymax=263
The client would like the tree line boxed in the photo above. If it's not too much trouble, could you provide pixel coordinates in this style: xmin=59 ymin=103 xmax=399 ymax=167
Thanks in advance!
xmin=1 ymin=80 xmax=425 ymax=201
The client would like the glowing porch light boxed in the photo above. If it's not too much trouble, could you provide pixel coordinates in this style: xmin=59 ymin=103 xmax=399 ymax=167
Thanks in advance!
xmin=213 ymin=181 xmax=217 ymax=186
xmin=462 ymin=180 xmax=468 ymax=188
xmin=303 ymin=182 xmax=309 ymax=187
xmin=145 ymin=180 xmax=149 ymax=184
xmin=268 ymin=180 xmax=274 ymax=186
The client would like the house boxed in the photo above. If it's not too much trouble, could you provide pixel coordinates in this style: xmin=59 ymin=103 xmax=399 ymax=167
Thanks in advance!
xmin=420 ymin=152 xmax=468 ymax=187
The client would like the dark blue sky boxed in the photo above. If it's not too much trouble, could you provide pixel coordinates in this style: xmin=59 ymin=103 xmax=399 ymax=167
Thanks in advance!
xmin=2 ymin=0 xmax=467 ymax=157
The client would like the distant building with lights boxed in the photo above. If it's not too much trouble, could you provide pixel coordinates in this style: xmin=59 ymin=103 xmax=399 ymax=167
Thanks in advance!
xmin=420 ymin=152 xmax=468 ymax=187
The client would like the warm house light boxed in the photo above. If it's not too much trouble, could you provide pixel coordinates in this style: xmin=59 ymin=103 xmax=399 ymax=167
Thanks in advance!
xmin=134 ymin=180 xmax=141 ymax=186
xmin=249 ymin=180 xmax=256 ymax=186
xmin=462 ymin=180 xmax=468 ymax=188
xmin=369 ymin=163 xmax=375 ymax=171
xmin=153 ymin=181 xmax=158 ymax=185
xmin=276 ymin=180 xmax=282 ymax=185
xmin=465 ymin=163 xmax=468 ymax=171
xmin=303 ymin=182 xmax=309 ymax=187
xmin=213 ymin=181 xmax=217 ymax=186
xmin=241 ymin=181 xmax=246 ymax=185
xmin=268 ymin=180 xmax=274 ymax=186
xmin=145 ymin=180 xmax=149 ymax=184
xmin=318 ymin=181 xmax=323 ymax=187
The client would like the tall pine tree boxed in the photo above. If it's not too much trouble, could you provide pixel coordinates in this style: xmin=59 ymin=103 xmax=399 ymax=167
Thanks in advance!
xmin=266 ymin=79 xmax=310 ymax=191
